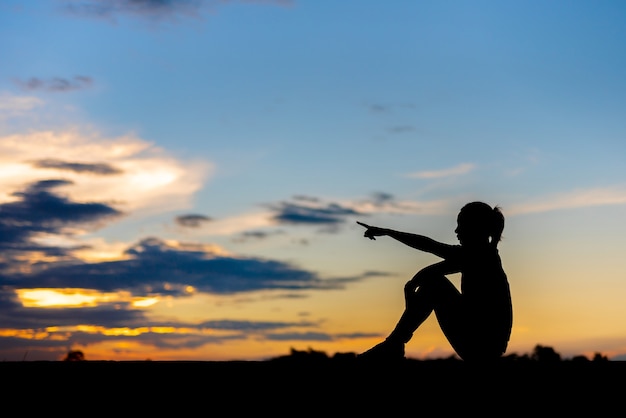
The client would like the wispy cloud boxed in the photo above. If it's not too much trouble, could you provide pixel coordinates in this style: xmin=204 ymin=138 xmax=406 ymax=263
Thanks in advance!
xmin=366 ymin=102 xmax=415 ymax=113
xmin=267 ymin=195 xmax=362 ymax=226
xmin=30 ymin=159 xmax=123 ymax=175
xmin=201 ymin=193 xmax=451 ymax=238
xmin=61 ymin=0 xmax=205 ymax=20
xmin=351 ymin=192 xmax=451 ymax=216
xmin=0 ymin=94 xmax=44 ymax=120
xmin=265 ymin=331 xmax=333 ymax=342
xmin=60 ymin=0 xmax=293 ymax=23
xmin=508 ymin=185 xmax=626 ymax=216
xmin=232 ymin=229 xmax=285 ymax=243
xmin=14 ymin=76 xmax=93 ymax=93
xmin=405 ymin=162 xmax=476 ymax=179
xmin=175 ymin=214 xmax=212 ymax=228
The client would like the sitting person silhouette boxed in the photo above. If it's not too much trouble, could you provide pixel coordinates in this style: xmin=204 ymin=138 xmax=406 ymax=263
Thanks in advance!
xmin=356 ymin=201 xmax=512 ymax=362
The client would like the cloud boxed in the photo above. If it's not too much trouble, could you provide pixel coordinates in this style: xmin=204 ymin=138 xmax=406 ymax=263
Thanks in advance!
xmin=2 ymin=237 xmax=364 ymax=296
xmin=0 ymin=179 xmax=121 ymax=261
xmin=267 ymin=195 xmax=363 ymax=226
xmin=0 ymin=92 xmax=211 ymax=270
xmin=14 ymin=76 xmax=93 ymax=93
xmin=179 ymin=194 xmax=373 ymax=237
xmin=366 ymin=102 xmax=415 ymax=113
xmin=351 ymin=192 xmax=451 ymax=216
xmin=0 ymin=94 xmax=44 ymax=120
xmin=508 ymin=185 xmax=626 ymax=216
xmin=0 ymin=126 xmax=211 ymax=214
xmin=30 ymin=158 xmax=123 ymax=175
xmin=405 ymin=163 xmax=476 ymax=179
xmin=199 ymin=193 xmax=451 ymax=239
xmin=232 ymin=229 xmax=285 ymax=243
xmin=199 ymin=319 xmax=314 ymax=332
xmin=60 ymin=0 xmax=293 ymax=22
xmin=61 ymin=0 xmax=204 ymax=20
xmin=265 ymin=331 xmax=333 ymax=342
xmin=0 ymin=294 xmax=146 ymax=330
xmin=0 ymin=231 xmax=380 ymax=358
xmin=175 ymin=213 xmax=211 ymax=228
xmin=0 ymin=282 xmax=328 ymax=356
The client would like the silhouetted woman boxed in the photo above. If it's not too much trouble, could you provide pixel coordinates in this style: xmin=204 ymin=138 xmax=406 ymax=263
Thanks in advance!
xmin=357 ymin=201 xmax=512 ymax=362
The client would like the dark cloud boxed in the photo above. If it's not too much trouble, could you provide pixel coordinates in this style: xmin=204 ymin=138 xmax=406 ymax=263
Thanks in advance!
xmin=0 ymin=180 xmax=122 ymax=255
xmin=240 ymin=230 xmax=276 ymax=239
xmin=265 ymin=331 xmax=333 ymax=342
xmin=268 ymin=197 xmax=362 ymax=226
xmin=367 ymin=102 xmax=415 ymax=113
xmin=60 ymin=0 xmax=293 ymax=22
xmin=175 ymin=214 xmax=211 ymax=228
xmin=44 ymin=317 xmax=315 ymax=350
xmin=2 ymin=237 xmax=361 ymax=296
xmin=198 ymin=319 xmax=315 ymax=332
xmin=30 ymin=159 xmax=123 ymax=175
xmin=232 ymin=229 xmax=285 ymax=243
xmin=264 ymin=330 xmax=383 ymax=342
xmin=358 ymin=192 xmax=417 ymax=213
xmin=370 ymin=192 xmax=394 ymax=204
xmin=62 ymin=0 xmax=203 ymax=19
xmin=14 ymin=76 xmax=93 ymax=92
xmin=123 ymin=331 xmax=245 ymax=350
xmin=336 ymin=332 xmax=383 ymax=339
xmin=292 ymin=195 xmax=320 ymax=203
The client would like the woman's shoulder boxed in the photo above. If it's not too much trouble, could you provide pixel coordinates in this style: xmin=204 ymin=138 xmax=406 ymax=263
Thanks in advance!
xmin=459 ymin=244 xmax=501 ymax=260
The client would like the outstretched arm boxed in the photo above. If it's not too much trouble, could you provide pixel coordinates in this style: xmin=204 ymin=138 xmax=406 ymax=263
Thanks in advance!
xmin=356 ymin=221 xmax=455 ymax=258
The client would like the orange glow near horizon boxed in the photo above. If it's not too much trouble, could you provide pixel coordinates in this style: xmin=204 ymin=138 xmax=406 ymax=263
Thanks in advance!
xmin=16 ymin=288 xmax=160 ymax=308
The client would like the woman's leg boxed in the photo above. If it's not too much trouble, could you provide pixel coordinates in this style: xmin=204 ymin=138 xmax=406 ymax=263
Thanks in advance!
xmin=387 ymin=271 xmax=462 ymax=344
xmin=359 ymin=266 xmax=462 ymax=360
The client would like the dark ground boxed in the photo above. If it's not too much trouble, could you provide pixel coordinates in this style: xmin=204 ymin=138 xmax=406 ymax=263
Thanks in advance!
xmin=2 ymin=358 xmax=623 ymax=413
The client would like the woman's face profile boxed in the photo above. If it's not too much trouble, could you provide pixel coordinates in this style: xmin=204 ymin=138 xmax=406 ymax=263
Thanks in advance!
xmin=455 ymin=211 xmax=482 ymax=245
xmin=455 ymin=218 xmax=467 ymax=245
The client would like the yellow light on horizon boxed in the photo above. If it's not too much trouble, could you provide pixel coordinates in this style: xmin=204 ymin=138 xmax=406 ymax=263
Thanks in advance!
xmin=16 ymin=288 xmax=161 ymax=308
xmin=18 ymin=289 xmax=101 ymax=307
xmin=132 ymin=297 xmax=159 ymax=308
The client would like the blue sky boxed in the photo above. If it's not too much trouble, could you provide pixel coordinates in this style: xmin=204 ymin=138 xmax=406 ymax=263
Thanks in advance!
xmin=0 ymin=0 xmax=625 ymax=361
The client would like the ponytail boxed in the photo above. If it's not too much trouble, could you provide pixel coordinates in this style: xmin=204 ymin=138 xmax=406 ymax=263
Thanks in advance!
xmin=490 ymin=205 xmax=505 ymax=248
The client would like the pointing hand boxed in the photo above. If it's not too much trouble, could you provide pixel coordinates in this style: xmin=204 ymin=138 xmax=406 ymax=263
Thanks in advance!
xmin=357 ymin=221 xmax=383 ymax=240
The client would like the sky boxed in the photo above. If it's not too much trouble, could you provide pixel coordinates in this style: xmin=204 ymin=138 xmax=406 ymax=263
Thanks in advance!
xmin=0 ymin=0 xmax=625 ymax=362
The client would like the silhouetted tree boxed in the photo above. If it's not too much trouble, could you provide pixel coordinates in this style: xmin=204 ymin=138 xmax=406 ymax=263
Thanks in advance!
xmin=592 ymin=352 xmax=609 ymax=362
xmin=270 ymin=344 xmax=611 ymax=363
xmin=270 ymin=347 xmax=330 ymax=364
xmin=502 ymin=352 xmax=532 ymax=362
xmin=531 ymin=345 xmax=561 ymax=362
xmin=63 ymin=350 xmax=86 ymax=361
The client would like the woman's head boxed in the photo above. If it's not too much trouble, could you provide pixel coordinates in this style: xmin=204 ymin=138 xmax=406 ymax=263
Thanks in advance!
xmin=455 ymin=201 xmax=505 ymax=247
